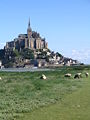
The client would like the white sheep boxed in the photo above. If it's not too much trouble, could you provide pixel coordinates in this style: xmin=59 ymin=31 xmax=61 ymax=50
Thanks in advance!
xmin=85 ymin=72 xmax=89 ymax=78
xmin=0 ymin=77 xmax=2 ymax=80
xmin=74 ymin=73 xmax=82 ymax=79
xmin=40 ymin=74 xmax=47 ymax=80
xmin=64 ymin=73 xmax=72 ymax=77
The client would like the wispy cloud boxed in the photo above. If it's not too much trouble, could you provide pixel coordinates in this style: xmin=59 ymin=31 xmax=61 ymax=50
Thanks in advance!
xmin=71 ymin=49 xmax=90 ymax=64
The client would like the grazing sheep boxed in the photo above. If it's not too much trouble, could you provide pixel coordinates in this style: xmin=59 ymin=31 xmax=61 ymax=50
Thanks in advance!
xmin=74 ymin=73 xmax=82 ymax=79
xmin=85 ymin=72 xmax=89 ymax=78
xmin=40 ymin=74 xmax=47 ymax=80
xmin=0 ymin=77 xmax=2 ymax=80
xmin=64 ymin=73 xmax=72 ymax=77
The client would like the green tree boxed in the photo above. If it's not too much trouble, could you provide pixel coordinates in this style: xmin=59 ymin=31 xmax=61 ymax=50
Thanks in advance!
xmin=20 ymin=48 xmax=34 ymax=59
xmin=0 ymin=49 xmax=5 ymax=60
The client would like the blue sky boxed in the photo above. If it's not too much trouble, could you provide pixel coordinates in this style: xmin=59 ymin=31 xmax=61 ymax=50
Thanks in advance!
xmin=0 ymin=0 xmax=90 ymax=64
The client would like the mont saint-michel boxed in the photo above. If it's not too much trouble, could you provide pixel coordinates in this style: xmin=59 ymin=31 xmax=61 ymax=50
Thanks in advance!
xmin=0 ymin=19 xmax=79 ymax=68
xmin=5 ymin=19 xmax=48 ymax=51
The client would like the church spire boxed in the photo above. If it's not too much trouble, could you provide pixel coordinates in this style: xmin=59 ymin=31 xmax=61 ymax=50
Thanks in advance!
xmin=27 ymin=18 xmax=32 ymax=38
xmin=27 ymin=18 xmax=32 ymax=32
xmin=28 ymin=18 xmax=30 ymax=28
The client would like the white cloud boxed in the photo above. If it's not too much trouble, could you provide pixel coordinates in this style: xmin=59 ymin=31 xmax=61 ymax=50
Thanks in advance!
xmin=71 ymin=49 xmax=90 ymax=64
xmin=0 ymin=42 xmax=5 ymax=49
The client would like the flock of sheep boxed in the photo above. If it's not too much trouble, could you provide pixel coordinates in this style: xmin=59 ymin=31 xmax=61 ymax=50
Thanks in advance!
xmin=64 ymin=72 xmax=89 ymax=79
xmin=40 ymin=72 xmax=89 ymax=80
xmin=0 ymin=72 xmax=89 ymax=81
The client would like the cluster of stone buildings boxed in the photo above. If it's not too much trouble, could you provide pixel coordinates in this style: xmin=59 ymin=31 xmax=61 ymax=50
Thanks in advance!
xmin=5 ymin=19 xmax=48 ymax=51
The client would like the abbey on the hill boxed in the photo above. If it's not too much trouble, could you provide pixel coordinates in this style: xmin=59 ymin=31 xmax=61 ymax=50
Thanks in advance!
xmin=5 ymin=19 xmax=48 ymax=51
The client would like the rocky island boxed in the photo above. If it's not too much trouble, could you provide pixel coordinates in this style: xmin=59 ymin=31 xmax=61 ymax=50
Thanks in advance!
xmin=0 ymin=19 xmax=80 ymax=68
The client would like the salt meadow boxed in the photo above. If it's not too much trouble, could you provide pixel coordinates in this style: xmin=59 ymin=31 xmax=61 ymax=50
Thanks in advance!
xmin=0 ymin=65 xmax=90 ymax=120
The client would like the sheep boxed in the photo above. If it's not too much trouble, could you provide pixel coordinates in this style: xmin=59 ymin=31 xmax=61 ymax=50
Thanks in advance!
xmin=74 ymin=73 xmax=82 ymax=79
xmin=0 ymin=77 xmax=2 ymax=80
xmin=85 ymin=72 xmax=89 ymax=78
xmin=40 ymin=74 xmax=47 ymax=80
xmin=64 ymin=73 xmax=72 ymax=77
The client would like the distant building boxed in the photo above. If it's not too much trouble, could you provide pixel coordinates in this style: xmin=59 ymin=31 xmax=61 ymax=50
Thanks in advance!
xmin=0 ymin=61 xmax=2 ymax=68
xmin=5 ymin=19 xmax=48 ymax=52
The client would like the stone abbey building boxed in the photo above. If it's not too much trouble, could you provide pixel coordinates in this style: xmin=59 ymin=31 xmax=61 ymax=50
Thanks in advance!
xmin=5 ymin=19 xmax=48 ymax=51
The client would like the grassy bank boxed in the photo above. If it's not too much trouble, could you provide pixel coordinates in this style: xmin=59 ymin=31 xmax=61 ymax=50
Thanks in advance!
xmin=0 ymin=66 xmax=90 ymax=120
xmin=22 ymin=77 xmax=90 ymax=120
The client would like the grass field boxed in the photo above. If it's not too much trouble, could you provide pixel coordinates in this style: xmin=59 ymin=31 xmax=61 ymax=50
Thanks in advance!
xmin=0 ymin=66 xmax=90 ymax=120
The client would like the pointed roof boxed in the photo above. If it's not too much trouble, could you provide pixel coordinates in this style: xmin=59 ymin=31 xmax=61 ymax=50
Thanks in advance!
xmin=28 ymin=18 xmax=30 ymax=28
xmin=27 ymin=18 xmax=32 ymax=32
